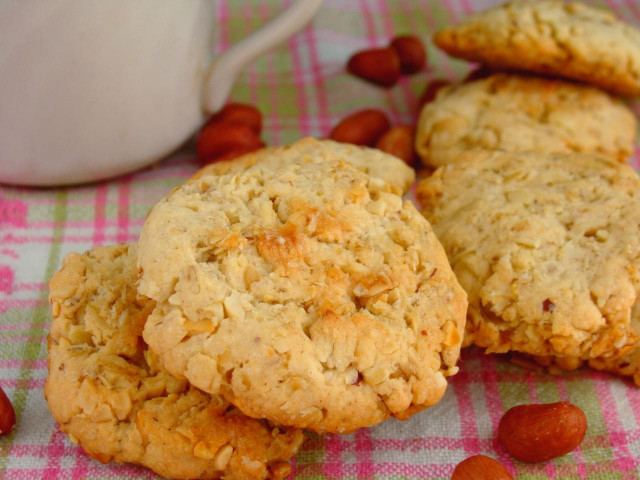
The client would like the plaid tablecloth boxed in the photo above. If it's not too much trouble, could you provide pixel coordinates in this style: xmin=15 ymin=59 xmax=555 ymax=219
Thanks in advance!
xmin=3 ymin=1 xmax=640 ymax=478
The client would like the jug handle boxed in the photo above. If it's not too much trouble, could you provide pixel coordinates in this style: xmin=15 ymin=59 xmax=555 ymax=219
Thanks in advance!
xmin=202 ymin=0 xmax=324 ymax=114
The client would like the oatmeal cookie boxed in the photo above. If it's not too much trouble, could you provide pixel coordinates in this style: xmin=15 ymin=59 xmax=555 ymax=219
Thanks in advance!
xmin=523 ymin=302 xmax=640 ymax=385
xmin=416 ymin=150 xmax=640 ymax=359
xmin=434 ymin=1 xmax=640 ymax=96
xmin=138 ymin=146 xmax=467 ymax=433
xmin=45 ymin=244 xmax=304 ymax=480
xmin=415 ymin=73 xmax=636 ymax=167
xmin=588 ymin=305 xmax=640 ymax=385
xmin=190 ymin=138 xmax=415 ymax=195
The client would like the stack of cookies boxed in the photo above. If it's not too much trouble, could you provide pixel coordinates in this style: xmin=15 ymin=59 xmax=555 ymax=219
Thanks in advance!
xmin=44 ymin=3 xmax=640 ymax=477
xmin=415 ymin=1 xmax=640 ymax=384
xmin=45 ymin=139 xmax=469 ymax=479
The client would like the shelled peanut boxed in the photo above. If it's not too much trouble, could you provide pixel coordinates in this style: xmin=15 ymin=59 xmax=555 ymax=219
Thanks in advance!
xmin=196 ymin=103 xmax=265 ymax=164
xmin=0 ymin=385 xmax=15 ymax=436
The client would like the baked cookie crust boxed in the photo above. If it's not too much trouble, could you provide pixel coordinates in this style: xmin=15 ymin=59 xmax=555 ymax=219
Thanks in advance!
xmin=46 ymin=244 xmax=304 ymax=480
xmin=417 ymin=150 xmax=640 ymax=359
xmin=588 ymin=306 xmax=640 ymax=385
xmin=415 ymin=73 xmax=636 ymax=167
xmin=434 ymin=1 xmax=640 ymax=96
xmin=138 ymin=143 xmax=467 ymax=433
xmin=191 ymin=138 xmax=416 ymax=195
xmin=524 ymin=302 xmax=640 ymax=385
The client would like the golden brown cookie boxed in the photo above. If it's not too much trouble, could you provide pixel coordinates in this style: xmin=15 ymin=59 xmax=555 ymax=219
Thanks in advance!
xmin=191 ymin=138 xmax=416 ymax=195
xmin=521 ymin=302 xmax=640 ymax=385
xmin=46 ymin=244 xmax=304 ymax=480
xmin=434 ymin=1 xmax=640 ymax=96
xmin=138 ymin=143 xmax=467 ymax=434
xmin=589 ymin=306 xmax=640 ymax=385
xmin=415 ymin=73 xmax=636 ymax=167
xmin=416 ymin=150 xmax=640 ymax=359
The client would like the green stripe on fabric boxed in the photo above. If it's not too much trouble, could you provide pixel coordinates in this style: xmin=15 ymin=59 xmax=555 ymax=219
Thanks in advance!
xmin=572 ymin=382 xmax=614 ymax=464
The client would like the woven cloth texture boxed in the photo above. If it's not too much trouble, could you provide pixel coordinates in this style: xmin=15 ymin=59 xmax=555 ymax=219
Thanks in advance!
xmin=2 ymin=0 xmax=640 ymax=478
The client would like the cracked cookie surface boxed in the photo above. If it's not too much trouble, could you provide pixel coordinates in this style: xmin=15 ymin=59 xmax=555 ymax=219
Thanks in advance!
xmin=191 ymin=138 xmax=415 ymax=195
xmin=138 ymin=143 xmax=467 ymax=433
xmin=588 ymin=305 xmax=640 ymax=385
xmin=46 ymin=244 xmax=304 ymax=480
xmin=434 ymin=1 xmax=640 ymax=96
xmin=527 ymin=302 xmax=640 ymax=385
xmin=416 ymin=150 xmax=640 ymax=359
xmin=415 ymin=73 xmax=636 ymax=167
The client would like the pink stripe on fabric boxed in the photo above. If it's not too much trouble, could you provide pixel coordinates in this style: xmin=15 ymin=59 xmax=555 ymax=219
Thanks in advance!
xmin=306 ymin=435 xmax=497 ymax=454
xmin=323 ymin=434 xmax=345 ymax=479
xmin=0 ymin=195 xmax=28 ymax=228
xmin=371 ymin=436 xmax=493 ymax=451
xmin=21 ymin=452 xmax=640 ymax=480
xmin=116 ymin=176 xmax=131 ymax=244
xmin=343 ymin=461 xmax=453 ymax=477
xmin=69 ymin=446 xmax=91 ymax=480
xmin=10 ymin=443 xmax=142 ymax=461
xmin=554 ymin=374 xmax=570 ymax=402
xmin=0 ymin=264 xmax=14 ymax=294
xmin=259 ymin=1 xmax=281 ymax=144
xmin=3 ymin=332 xmax=47 ymax=350
xmin=593 ymin=377 xmax=638 ymax=477
xmin=0 ymin=299 xmax=46 ymax=313
xmin=458 ymin=366 xmax=590 ymax=384
xmin=311 ymin=30 xmax=374 ymax=48
xmin=0 ymin=248 xmax=19 ymax=259
xmin=0 ymin=323 xmax=41 ymax=333
xmin=0 ymin=358 xmax=47 ymax=369
xmin=119 ymin=164 xmax=196 ymax=184
xmin=323 ymin=0 xmax=378 ymax=12
xmin=554 ymin=374 xmax=587 ymax=480
xmin=303 ymin=14 xmax=332 ymax=137
xmin=41 ymin=428 xmax=65 ymax=480
xmin=242 ymin=3 xmax=260 ymax=108
xmin=10 ymin=435 xmax=585 ymax=477
xmin=603 ymin=0 xmax=626 ymax=25
xmin=354 ymin=428 xmax=375 ymax=480
xmin=624 ymin=0 xmax=640 ymax=22
xmin=523 ymin=369 xmax=539 ymax=403
xmin=23 ymin=196 xmax=122 ymax=207
xmin=291 ymin=435 xmax=325 ymax=478
xmin=358 ymin=0 xmax=403 ymax=124
xmin=91 ymin=184 xmax=108 ymax=247
xmin=417 ymin=0 xmax=457 ymax=81
xmin=441 ymin=0 xmax=460 ymax=23
xmin=482 ymin=354 xmax=517 ymax=472
xmin=546 ymin=375 xmax=587 ymax=479
xmin=394 ymin=0 xmax=428 ymax=117
xmin=217 ymin=0 xmax=230 ymax=53
xmin=12 ymin=282 xmax=46 ymax=293
xmin=630 ymin=147 xmax=640 ymax=171
xmin=288 ymin=15 xmax=312 ymax=136
xmin=625 ymin=382 xmax=640 ymax=429
xmin=374 ymin=0 xmax=415 ymax=125
xmin=0 ymin=233 xmax=140 ymax=246
xmin=458 ymin=0 xmax=473 ymax=15
xmin=9 ymin=444 xmax=73 ymax=458
xmin=357 ymin=0 xmax=379 ymax=49
xmin=25 ymin=219 xmax=145 ymax=230
xmin=450 ymin=370 xmax=482 ymax=453
xmin=2 ymin=173 xmax=195 ymax=195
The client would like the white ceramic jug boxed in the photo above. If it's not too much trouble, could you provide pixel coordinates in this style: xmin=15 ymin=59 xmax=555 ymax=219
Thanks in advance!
xmin=0 ymin=0 xmax=323 ymax=186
